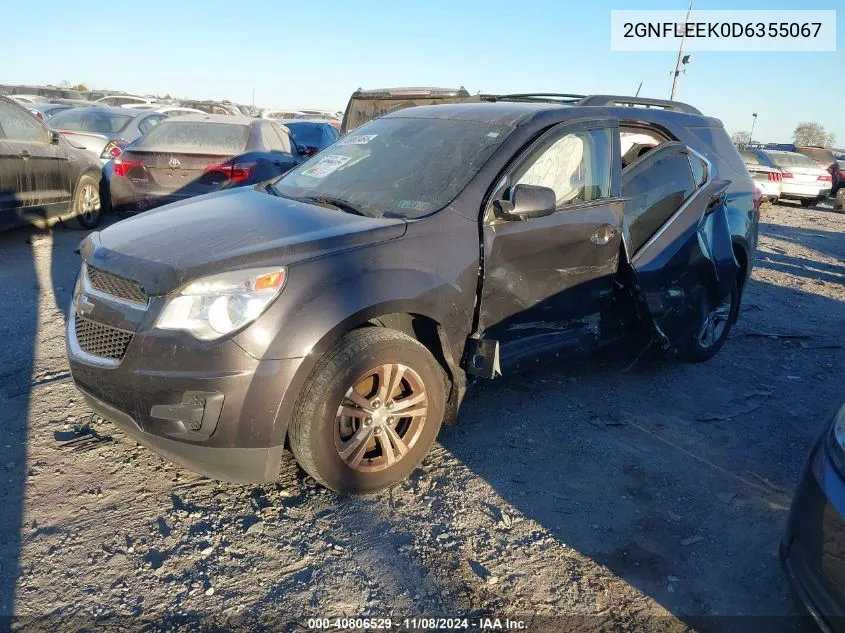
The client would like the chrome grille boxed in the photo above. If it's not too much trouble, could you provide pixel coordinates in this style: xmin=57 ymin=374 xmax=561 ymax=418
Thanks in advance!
xmin=87 ymin=266 xmax=147 ymax=304
xmin=74 ymin=317 xmax=134 ymax=361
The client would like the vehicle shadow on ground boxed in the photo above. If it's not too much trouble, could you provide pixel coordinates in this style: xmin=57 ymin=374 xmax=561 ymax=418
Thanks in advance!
xmin=437 ymin=277 xmax=844 ymax=631
xmin=759 ymin=222 xmax=845 ymax=264
xmin=0 ymin=210 xmax=110 ymax=620
xmin=755 ymin=251 xmax=845 ymax=285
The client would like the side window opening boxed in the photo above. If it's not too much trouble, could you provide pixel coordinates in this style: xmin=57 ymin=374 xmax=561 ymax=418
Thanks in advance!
xmin=620 ymin=126 xmax=671 ymax=169
xmin=621 ymin=146 xmax=696 ymax=253
xmin=515 ymin=127 xmax=613 ymax=207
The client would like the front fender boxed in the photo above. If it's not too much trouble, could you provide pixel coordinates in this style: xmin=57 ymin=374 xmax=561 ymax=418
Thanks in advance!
xmin=234 ymin=249 xmax=476 ymax=364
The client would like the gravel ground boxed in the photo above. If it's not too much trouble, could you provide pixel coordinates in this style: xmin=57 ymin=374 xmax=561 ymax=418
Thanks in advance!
xmin=0 ymin=199 xmax=843 ymax=632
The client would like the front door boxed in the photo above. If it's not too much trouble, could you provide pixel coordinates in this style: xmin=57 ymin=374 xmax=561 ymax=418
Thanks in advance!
xmin=476 ymin=118 xmax=624 ymax=370
xmin=0 ymin=99 xmax=70 ymax=220
xmin=0 ymin=139 xmax=24 ymax=230
xmin=621 ymin=142 xmax=739 ymax=347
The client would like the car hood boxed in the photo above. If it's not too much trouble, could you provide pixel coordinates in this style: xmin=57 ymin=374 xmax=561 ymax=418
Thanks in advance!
xmin=83 ymin=187 xmax=407 ymax=295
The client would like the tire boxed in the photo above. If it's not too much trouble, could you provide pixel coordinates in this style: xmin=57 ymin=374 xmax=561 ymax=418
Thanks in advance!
xmin=288 ymin=328 xmax=445 ymax=494
xmin=679 ymin=279 xmax=739 ymax=363
xmin=63 ymin=173 xmax=103 ymax=230
xmin=799 ymin=198 xmax=815 ymax=207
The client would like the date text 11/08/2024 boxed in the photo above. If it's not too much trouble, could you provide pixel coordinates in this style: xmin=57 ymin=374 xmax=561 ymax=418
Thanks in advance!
xmin=306 ymin=617 xmax=528 ymax=630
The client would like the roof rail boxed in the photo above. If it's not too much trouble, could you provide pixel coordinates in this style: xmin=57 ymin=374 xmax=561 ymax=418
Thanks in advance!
xmin=576 ymin=95 xmax=702 ymax=115
xmin=482 ymin=93 xmax=586 ymax=104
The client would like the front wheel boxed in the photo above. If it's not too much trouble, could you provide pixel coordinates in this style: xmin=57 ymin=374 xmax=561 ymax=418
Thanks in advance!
xmin=63 ymin=173 xmax=103 ymax=230
xmin=288 ymin=328 xmax=445 ymax=494
xmin=679 ymin=279 xmax=739 ymax=362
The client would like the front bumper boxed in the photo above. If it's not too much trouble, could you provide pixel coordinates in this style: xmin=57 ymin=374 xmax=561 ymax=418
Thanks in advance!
xmin=67 ymin=293 xmax=305 ymax=483
xmin=781 ymin=437 xmax=845 ymax=633
xmin=79 ymin=385 xmax=285 ymax=482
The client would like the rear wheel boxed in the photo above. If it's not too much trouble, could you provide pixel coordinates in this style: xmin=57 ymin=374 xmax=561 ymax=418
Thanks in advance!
xmin=679 ymin=279 xmax=739 ymax=362
xmin=288 ymin=328 xmax=445 ymax=494
xmin=63 ymin=173 xmax=102 ymax=230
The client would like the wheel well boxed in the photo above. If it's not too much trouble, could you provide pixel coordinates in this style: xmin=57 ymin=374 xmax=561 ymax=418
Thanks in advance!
xmin=363 ymin=313 xmax=453 ymax=381
xmin=732 ymin=244 xmax=748 ymax=323
xmin=733 ymin=244 xmax=748 ymax=292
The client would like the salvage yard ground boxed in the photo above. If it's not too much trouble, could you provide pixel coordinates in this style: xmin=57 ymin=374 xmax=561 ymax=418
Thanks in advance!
xmin=1 ymin=200 xmax=843 ymax=631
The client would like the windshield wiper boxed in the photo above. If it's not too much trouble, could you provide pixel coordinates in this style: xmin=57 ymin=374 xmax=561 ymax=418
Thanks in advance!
xmin=297 ymin=195 xmax=368 ymax=217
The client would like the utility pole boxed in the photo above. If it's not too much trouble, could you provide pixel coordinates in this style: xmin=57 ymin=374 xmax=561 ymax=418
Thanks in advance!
xmin=749 ymin=113 xmax=758 ymax=145
xmin=670 ymin=0 xmax=695 ymax=101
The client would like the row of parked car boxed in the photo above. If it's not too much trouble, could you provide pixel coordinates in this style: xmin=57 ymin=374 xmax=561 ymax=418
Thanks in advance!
xmin=740 ymin=143 xmax=843 ymax=210
xmin=0 ymin=83 xmax=342 ymax=127
xmin=0 ymin=92 xmax=345 ymax=231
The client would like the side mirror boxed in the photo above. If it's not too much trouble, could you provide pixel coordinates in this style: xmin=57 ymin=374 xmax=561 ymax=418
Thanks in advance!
xmin=493 ymin=184 xmax=556 ymax=220
xmin=49 ymin=129 xmax=60 ymax=145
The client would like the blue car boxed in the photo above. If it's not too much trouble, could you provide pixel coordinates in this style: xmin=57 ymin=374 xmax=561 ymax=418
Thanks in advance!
xmin=782 ymin=399 xmax=845 ymax=631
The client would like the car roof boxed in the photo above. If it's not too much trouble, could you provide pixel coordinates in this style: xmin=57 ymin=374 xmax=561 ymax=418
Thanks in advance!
xmin=381 ymin=101 xmax=716 ymax=128
xmin=271 ymin=118 xmax=330 ymax=125
xmin=158 ymin=113 xmax=254 ymax=124
xmin=55 ymin=105 xmax=149 ymax=116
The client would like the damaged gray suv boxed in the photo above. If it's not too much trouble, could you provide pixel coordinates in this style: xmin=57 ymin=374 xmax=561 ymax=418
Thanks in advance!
xmin=67 ymin=94 xmax=759 ymax=494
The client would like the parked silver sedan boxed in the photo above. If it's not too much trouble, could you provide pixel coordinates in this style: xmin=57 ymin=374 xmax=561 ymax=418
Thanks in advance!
xmin=46 ymin=106 xmax=168 ymax=163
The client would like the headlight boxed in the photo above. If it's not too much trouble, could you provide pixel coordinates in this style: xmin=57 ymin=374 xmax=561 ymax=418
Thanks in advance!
xmin=156 ymin=267 xmax=286 ymax=340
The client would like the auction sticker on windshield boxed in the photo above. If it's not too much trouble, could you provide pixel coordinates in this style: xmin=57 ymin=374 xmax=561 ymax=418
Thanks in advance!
xmin=301 ymin=155 xmax=352 ymax=178
xmin=336 ymin=134 xmax=377 ymax=146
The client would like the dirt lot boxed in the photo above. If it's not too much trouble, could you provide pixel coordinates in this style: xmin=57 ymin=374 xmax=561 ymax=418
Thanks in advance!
xmin=1 ymin=200 xmax=843 ymax=632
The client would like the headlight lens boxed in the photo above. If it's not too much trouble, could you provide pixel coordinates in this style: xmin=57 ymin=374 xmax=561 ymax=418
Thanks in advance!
xmin=156 ymin=267 xmax=286 ymax=340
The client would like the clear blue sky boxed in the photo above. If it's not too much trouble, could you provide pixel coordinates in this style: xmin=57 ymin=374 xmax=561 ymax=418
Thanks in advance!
xmin=5 ymin=0 xmax=841 ymax=145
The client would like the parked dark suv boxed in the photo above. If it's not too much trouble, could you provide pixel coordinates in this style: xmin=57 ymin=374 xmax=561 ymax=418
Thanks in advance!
xmin=66 ymin=95 xmax=759 ymax=493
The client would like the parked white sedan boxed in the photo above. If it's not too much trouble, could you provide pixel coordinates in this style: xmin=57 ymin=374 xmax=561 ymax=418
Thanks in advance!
xmin=756 ymin=150 xmax=832 ymax=207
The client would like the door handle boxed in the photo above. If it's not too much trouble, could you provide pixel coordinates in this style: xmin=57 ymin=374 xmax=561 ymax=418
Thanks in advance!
xmin=19 ymin=150 xmax=31 ymax=159
xmin=590 ymin=224 xmax=619 ymax=245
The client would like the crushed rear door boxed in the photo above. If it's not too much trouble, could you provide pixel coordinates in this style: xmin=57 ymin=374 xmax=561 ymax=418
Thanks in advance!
xmin=622 ymin=142 xmax=739 ymax=348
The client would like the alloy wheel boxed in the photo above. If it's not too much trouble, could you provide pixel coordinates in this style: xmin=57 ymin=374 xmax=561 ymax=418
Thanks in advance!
xmin=77 ymin=183 xmax=101 ymax=223
xmin=698 ymin=294 xmax=733 ymax=349
xmin=334 ymin=363 xmax=428 ymax=472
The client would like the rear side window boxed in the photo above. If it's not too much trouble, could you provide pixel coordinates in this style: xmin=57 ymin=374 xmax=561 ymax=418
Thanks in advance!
xmin=49 ymin=109 xmax=132 ymax=133
xmin=0 ymin=101 xmax=48 ymax=143
xmin=689 ymin=154 xmax=707 ymax=186
xmin=622 ymin=150 xmax=695 ymax=253
xmin=132 ymin=121 xmax=250 ymax=154
xmin=515 ymin=127 xmax=613 ymax=206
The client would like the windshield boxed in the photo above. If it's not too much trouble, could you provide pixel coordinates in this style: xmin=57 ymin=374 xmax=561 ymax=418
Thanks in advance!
xmin=767 ymin=151 xmax=818 ymax=169
xmin=285 ymin=122 xmax=326 ymax=148
xmin=49 ymin=108 xmax=132 ymax=133
xmin=799 ymin=147 xmax=835 ymax=164
xmin=273 ymin=117 xmax=511 ymax=219
xmin=739 ymin=150 xmax=760 ymax=165
xmin=133 ymin=121 xmax=250 ymax=154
